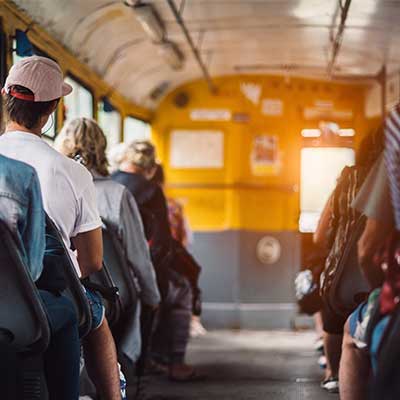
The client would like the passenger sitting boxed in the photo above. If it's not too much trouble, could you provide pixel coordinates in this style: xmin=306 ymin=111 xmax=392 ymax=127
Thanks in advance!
xmin=339 ymin=109 xmax=399 ymax=400
xmin=0 ymin=154 xmax=80 ymax=400
xmin=111 ymin=141 xmax=201 ymax=381
xmin=314 ymin=128 xmax=383 ymax=393
xmin=0 ymin=56 xmax=122 ymax=400
xmin=55 ymin=117 xmax=161 ymax=362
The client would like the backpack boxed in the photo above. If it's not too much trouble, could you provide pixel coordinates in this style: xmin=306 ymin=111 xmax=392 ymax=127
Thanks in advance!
xmin=327 ymin=215 xmax=371 ymax=318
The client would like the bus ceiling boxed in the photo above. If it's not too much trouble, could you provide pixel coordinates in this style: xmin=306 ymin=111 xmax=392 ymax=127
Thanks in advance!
xmin=6 ymin=0 xmax=399 ymax=110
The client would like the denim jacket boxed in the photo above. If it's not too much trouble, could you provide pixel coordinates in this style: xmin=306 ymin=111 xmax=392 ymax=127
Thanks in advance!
xmin=0 ymin=154 xmax=45 ymax=281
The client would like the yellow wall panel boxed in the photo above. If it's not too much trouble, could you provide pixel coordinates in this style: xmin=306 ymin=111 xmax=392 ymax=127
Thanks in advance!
xmin=153 ymin=75 xmax=380 ymax=232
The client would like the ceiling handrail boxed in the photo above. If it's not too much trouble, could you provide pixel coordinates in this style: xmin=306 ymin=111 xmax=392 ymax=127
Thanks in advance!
xmin=166 ymin=0 xmax=217 ymax=94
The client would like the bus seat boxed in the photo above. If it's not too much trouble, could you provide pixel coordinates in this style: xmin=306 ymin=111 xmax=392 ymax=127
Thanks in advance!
xmin=328 ymin=216 xmax=370 ymax=317
xmin=101 ymin=224 xmax=138 ymax=315
xmin=0 ymin=220 xmax=50 ymax=400
xmin=44 ymin=216 xmax=92 ymax=338
xmin=0 ymin=220 xmax=50 ymax=354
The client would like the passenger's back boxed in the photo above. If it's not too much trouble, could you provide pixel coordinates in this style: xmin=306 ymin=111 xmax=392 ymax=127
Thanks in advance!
xmin=0 ymin=131 xmax=101 ymax=276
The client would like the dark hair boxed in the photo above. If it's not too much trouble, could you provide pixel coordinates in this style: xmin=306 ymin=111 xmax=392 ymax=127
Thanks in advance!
xmin=4 ymin=85 xmax=56 ymax=129
xmin=355 ymin=125 xmax=384 ymax=169
xmin=151 ymin=163 xmax=165 ymax=186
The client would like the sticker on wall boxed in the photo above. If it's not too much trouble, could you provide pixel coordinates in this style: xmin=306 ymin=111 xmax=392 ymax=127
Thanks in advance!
xmin=256 ymin=236 xmax=281 ymax=265
xmin=250 ymin=135 xmax=280 ymax=176
xmin=170 ymin=130 xmax=224 ymax=169
xmin=240 ymin=82 xmax=262 ymax=106
xmin=261 ymin=99 xmax=283 ymax=116
xmin=303 ymin=100 xmax=353 ymax=121
xmin=190 ymin=109 xmax=231 ymax=121
xmin=232 ymin=112 xmax=250 ymax=123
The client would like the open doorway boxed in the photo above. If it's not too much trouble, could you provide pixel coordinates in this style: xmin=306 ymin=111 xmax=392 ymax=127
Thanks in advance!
xmin=299 ymin=146 xmax=355 ymax=233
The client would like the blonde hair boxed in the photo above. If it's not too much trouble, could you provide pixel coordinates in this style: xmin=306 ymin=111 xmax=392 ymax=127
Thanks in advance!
xmin=108 ymin=142 xmax=129 ymax=172
xmin=121 ymin=140 xmax=157 ymax=171
xmin=55 ymin=117 xmax=109 ymax=176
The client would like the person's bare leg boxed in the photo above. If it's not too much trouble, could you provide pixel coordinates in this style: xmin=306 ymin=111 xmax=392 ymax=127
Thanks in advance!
xmin=83 ymin=319 xmax=121 ymax=400
xmin=314 ymin=312 xmax=324 ymax=338
xmin=339 ymin=320 xmax=370 ymax=400
xmin=324 ymin=331 xmax=343 ymax=379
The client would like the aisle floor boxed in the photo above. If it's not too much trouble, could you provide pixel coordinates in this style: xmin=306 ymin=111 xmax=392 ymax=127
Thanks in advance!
xmin=130 ymin=330 xmax=337 ymax=400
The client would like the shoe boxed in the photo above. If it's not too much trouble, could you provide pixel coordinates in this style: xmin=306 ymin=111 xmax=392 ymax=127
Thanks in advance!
xmin=314 ymin=337 xmax=324 ymax=353
xmin=321 ymin=377 xmax=339 ymax=393
xmin=190 ymin=317 xmax=207 ymax=338
xmin=169 ymin=364 xmax=206 ymax=382
xmin=145 ymin=359 xmax=169 ymax=375
xmin=318 ymin=355 xmax=327 ymax=369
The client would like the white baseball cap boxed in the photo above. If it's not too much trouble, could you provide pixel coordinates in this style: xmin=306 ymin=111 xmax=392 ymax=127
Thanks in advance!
xmin=3 ymin=55 xmax=72 ymax=102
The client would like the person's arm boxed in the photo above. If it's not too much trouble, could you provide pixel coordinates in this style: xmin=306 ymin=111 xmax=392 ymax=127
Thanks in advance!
xmin=119 ymin=190 xmax=160 ymax=307
xmin=357 ymin=217 xmax=386 ymax=288
xmin=25 ymin=170 xmax=46 ymax=282
xmin=71 ymin=227 xmax=103 ymax=278
xmin=71 ymin=176 xmax=103 ymax=278
xmin=352 ymin=152 xmax=394 ymax=286
xmin=358 ymin=218 xmax=386 ymax=265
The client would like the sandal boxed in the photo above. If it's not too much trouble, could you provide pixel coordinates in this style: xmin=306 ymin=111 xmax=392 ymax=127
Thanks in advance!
xmin=169 ymin=369 xmax=206 ymax=382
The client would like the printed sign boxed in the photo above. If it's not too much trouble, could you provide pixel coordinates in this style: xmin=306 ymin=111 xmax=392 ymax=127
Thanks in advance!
xmin=250 ymin=135 xmax=280 ymax=176
xmin=170 ymin=130 xmax=224 ymax=169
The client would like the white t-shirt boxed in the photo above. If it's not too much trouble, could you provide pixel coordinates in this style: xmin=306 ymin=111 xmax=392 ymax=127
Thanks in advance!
xmin=0 ymin=131 xmax=102 ymax=275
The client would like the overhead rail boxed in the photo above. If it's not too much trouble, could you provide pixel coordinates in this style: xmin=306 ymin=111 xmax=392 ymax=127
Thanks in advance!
xmin=166 ymin=0 xmax=217 ymax=94
xmin=327 ymin=0 xmax=352 ymax=75
xmin=125 ymin=1 xmax=185 ymax=70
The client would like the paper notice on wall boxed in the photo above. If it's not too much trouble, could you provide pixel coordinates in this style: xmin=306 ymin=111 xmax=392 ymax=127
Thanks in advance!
xmin=250 ymin=135 xmax=280 ymax=176
xmin=170 ymin=130 xmax=224 ymax=169
xmin=261 ymin=99 xmax=283 ymax=116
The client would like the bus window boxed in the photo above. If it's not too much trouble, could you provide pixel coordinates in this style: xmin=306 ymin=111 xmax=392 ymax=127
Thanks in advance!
xmin=63 ymin=76 xmax=93 ymax=123
xmin=299 ymin=147 xmax=355 ymax=232
xmin=98 ymin=99 xmax=121 ymax=148
xmin=123 ymin=116 xmax=151 ymax=144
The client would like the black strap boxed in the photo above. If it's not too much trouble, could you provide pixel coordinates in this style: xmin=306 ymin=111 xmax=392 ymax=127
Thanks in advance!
xmin=80 ymin=278 xmax=119 ymax=303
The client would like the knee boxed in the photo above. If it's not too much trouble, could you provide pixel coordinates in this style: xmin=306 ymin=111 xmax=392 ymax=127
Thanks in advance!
xmin=342 ymin=319 xmax=354 ymax=349
xmin=41 ymin=291 xmax=78 ymax=332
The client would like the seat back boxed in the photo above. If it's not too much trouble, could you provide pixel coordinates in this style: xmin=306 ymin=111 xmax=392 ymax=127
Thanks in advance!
xmin=101 ymin=224 xmax=138 ymax=314
xmin=0 ymin=220 xmax=50 ymax=354
xmin=328 ymin=216 xmax=370 ymax=317
xmin=45 ymin=216 xmax=92 ymax=338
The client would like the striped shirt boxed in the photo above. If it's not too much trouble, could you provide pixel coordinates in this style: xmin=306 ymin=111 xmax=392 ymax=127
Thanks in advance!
xmin=385 ymin=104 xmax=400 ymax=230
xmin=380 ymin=104 xmax=400 ymax=314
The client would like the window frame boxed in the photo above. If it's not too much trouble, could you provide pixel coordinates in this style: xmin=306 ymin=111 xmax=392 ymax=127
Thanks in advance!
xmin=0 ymin=21 xmax=6 ymax=88
xmin=123 ymin=114 xmax=151 ymax=143
xmin=97 ymin=98 xmax=123 ymax=146
xmin=63 ymin=73 xmax=95 ymax=122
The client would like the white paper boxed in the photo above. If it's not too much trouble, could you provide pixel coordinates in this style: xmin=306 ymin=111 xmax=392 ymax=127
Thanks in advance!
xmin=170 ymin=130 xmax=224 ymax=168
